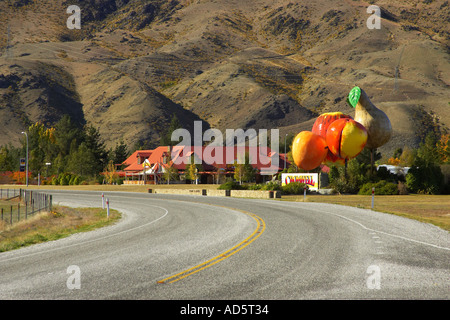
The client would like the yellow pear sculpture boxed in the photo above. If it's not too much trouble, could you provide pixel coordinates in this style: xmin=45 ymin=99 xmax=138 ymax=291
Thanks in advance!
xmin=348 ymin=86 xmax=392 ymax=171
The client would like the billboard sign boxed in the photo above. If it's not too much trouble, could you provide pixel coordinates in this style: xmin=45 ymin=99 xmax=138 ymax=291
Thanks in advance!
xmin=281 ymin=173 xmax=319 ymax=191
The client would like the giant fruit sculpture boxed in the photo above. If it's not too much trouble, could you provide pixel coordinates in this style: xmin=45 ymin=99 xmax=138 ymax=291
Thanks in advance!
xmin=311 ymin=112 xmax=352 ymax=167
xmin=326 ymin=118 xmax=368 ymax=160
xmin=291 ymin=86 xmax=388 ymax=172
xmin=348 ymin=86 xmax=392 ymax=171
xmin=292 ymin=113 xmax=367 ymax=171
xmin=347 ymin=86 xmax=392 ymax=150
xmin=291 ymin=131 xmax=328 ymax=171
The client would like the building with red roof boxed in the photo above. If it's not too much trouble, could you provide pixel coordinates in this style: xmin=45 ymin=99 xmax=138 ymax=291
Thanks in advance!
xmin=119 ymin=145 xmax=289 ymax=184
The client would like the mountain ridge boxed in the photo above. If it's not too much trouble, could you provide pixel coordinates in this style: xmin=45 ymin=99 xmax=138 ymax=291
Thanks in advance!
xmin=0 ymin=0 xmax=449 ymax=157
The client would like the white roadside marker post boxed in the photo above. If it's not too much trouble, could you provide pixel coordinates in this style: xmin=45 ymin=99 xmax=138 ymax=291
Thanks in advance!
xmin=102 ymin=193 xmax=105 ymax=209
xmin=106 ymin=198 xmax=110 ymax=219
xmin=371 ymin=187 xmax=375 ymax=209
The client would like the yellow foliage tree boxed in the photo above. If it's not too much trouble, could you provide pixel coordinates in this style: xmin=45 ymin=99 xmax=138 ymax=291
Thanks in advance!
xmin=437 ymin=134 xmax=450 ymax=164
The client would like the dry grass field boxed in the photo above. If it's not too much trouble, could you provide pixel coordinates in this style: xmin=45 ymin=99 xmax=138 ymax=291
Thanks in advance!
xmin=283 ymin=194 xmax=450 ymax=231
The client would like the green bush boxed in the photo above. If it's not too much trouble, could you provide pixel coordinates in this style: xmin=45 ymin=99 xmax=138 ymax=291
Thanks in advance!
xmin=59 ymin=173 xmax=70 ymax=185
xmin=358 ymin=180 xmax=399 ymax=195
xmin=246 ymin=184 xmax=263 ymax=190
xmin=405 ymin=164 xmax=444 ymax=195
xmin=218 ymin=180 xmax=244 ymax=190
xmin=51 ymin=176 xmax=59 ymax=185
xmin=281 ymin=182 xmax=307 ymax=195
xmin=260 ymin=181 xmax=281 ymax=191
xmin=51 ymin=173 xmax=82 ymax=186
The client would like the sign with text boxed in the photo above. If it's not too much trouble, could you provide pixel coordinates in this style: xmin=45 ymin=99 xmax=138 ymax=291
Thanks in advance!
xmin=20 ymin=158 xmax=26 ymax=172
xmin=281 ymin=173 xmax=319 ymax=191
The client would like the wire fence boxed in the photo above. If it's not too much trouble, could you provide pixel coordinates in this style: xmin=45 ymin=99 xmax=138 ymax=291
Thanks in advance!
xmin=0 ymin=189 xmax=53 ymax=225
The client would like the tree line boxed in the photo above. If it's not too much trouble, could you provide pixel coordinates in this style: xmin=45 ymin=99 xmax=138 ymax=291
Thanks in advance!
xmin=0 ymin=115 xmax=129 ymax=184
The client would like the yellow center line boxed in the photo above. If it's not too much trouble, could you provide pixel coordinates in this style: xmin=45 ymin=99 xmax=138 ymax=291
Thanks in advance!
xmin=157 ymin=207 xmax=266 ymax=284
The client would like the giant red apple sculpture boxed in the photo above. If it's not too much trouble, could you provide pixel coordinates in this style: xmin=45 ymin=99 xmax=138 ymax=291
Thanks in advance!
xmin=312 ymin=112 xmax=352 ymax=166
xmin=312 ymin=112 xmax=353 ymax=137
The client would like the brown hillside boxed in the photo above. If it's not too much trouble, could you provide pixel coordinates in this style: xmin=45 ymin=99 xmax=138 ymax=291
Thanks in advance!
xmin=0 ymin=0 xmax=449 ymax=158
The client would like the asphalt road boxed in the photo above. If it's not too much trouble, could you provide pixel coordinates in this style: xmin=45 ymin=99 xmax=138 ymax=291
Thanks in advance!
xmin=0 ymin=190 xmax=448 ymax=300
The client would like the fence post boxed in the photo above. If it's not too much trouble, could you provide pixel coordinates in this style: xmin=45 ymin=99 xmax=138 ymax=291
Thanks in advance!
xmin=10 ymin=205 xmax=13 ymax=224
xmin=49 ymin=195 xmax=52 ymax=212
xmin=1 ymin=208 xmax=3 ymax=221
xmin=18 ymin=203 xmax=20 ymax=222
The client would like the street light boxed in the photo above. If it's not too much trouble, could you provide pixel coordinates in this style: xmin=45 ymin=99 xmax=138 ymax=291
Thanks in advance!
xmin=21 ymin=131 xmax=28 ymax=187
xmin=45 ymin=162 xmax=51 ymax=178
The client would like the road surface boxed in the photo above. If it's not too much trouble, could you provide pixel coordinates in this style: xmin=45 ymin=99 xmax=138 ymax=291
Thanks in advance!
xmin=0 ymin=190 xmax=448 ymax=300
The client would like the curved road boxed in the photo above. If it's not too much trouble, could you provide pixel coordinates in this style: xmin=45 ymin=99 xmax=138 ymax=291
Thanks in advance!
xmin=0 ymin=190 xmax=448 ymax=300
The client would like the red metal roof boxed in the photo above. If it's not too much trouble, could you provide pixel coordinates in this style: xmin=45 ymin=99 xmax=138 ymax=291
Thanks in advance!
xmin=121 ymin=145 xmax=291 ymax=175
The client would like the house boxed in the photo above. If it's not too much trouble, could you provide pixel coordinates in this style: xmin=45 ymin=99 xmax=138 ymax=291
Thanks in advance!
xmin=119 ymin=145 xmax=289 ymax=184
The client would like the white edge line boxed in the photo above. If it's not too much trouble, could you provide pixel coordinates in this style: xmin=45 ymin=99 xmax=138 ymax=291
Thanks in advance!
xmin=246 ymin=199 xmax=450 ymax=251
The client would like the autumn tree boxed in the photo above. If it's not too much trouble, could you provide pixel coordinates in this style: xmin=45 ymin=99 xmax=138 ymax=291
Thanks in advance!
xmin=104 ymin=160 xmax=119 ymax=185
xmin=437 ymin=134 xmax=450 ymax=164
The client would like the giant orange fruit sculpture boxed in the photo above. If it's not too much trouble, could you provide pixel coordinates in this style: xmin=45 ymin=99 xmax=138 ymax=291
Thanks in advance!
xmin=291 ymin=131 xmax=328 ymax=170
xmin=326 ymin=118 xmax=368 ymax=160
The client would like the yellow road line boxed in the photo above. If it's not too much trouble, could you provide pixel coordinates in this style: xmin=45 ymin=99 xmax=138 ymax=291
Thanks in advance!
xmin=157 ymin=209 xmax=266 ymax=284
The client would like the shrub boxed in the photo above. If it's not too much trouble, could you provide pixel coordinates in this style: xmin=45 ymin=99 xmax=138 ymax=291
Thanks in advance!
xmin=218 ymin=180 xmax=244 ymax=190
xmin=281 ymin=182 xmax=308 ymax=195
xmin=52 ymin=173 xmax=82 ymax=186
xmin=51 ymin=176 xmax=59 ymax=185
xmin=246 ymin=184 xmax=263 ymax=190
xmin=358 ymin=180 xmax=399 ymax=195
xmin=260 ymin=181 xmax=281 ymax=191
xmin=405 ymin=164 xmax=444 ymax=194
xmin=59 ymin=173 xmax=72 ymax=185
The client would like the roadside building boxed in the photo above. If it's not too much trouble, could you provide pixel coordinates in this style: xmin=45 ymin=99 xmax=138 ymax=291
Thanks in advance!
xmin=119 ymin=145 xmax=288 ymax=184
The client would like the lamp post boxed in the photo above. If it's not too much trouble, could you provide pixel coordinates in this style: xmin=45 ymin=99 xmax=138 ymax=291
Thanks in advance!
xmin=21 ymin=131 xmax=28 ymax=187
xmin=45 ymin=162 xmax=51 ymax=178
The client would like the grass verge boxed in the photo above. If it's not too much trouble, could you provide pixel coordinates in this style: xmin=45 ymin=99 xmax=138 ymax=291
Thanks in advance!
xmin=281 ymin=194 xmax=450 ymax=231
xmin=0 ymin=205 xmax=121 ymax=252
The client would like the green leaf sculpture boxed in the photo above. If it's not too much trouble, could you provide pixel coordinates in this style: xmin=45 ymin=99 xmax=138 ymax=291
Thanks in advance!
xmin=347 ymin=86 xmax=361 ymax=108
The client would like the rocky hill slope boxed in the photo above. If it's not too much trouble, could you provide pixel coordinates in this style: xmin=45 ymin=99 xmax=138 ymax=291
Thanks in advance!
xmin=0 ymin=0 xmax=449 ymax=157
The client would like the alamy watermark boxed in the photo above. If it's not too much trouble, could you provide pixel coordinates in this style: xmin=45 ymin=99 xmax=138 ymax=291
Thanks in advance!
xmin=171 ymin=121 xmax=279 ymax=175
xmin=366 ymin=265 xmax=381 ymax=290
xmin=66 ymin=265 xmax=81 ymax=290
xmin=367 ymin=5 xmax=381 ymax=30
xmin=66 ymin=5 xmax=81 ymax=30
xmin=65 ymin=4 xmax=381 ymax=30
